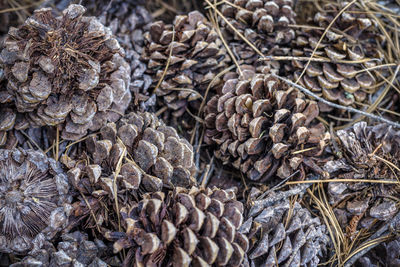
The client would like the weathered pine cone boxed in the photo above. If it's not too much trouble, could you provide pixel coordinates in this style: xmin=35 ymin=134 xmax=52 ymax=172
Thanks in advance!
xmin=142 ymin=11 xmax=230 ymax=118
xmin=204 ymin=66 xmax=329 ymax=183
xmin=0 ymin=148 xmax=71 ymax=254
xmin=10 ymin=231 xmax=111 ymax=267
xmin=0 ymin=4 xmax=131 ymax=140
xmin=324 ymin=122 xmax=400 ymax=237
xmin=65 ymin=111 xmax=196 ymax=230
xmin=289 ymin=2 xmax=384 ymax=112
xmin=95 ymin=1 xmax=154 ymax=111
xmin=217 ymin=0 xmax=296 ymax=63
xmin=357 ymin=237 xmax=400 ymax=267
xmin=106 ymin=186 xmax=248 ymax=266
xmin=241 ymin=189 xmax=329 ymax=266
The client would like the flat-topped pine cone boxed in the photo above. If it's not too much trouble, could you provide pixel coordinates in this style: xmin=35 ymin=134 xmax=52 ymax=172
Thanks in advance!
xmin=357 ymin=237 xmax=400 ymax=267
xmin=10 ymin=231 xmax=111 ymax=267
xmin=289 ymin=2 xmax=384 ymax=115
xmin=65 ymin=111 xmax=196 ymax=231
xmin=0 ymin=149 xmax=71 ymax=254
xmin=324 ymin=122 xmax=400 ymax=238
xmin=106 ymin=186 xmax=248 ymax=266
xmin=204 ymin=66 xmax=329 ymax=183
xmin=0 ymin=4 xmax=131 ymax=140
xmin=142 ymin=11 xmax=230 ymax=119
xmin=241 ymin=189 xmax=329 ymax=266
xmin=217 ymin=0 xmax=296 ymax=64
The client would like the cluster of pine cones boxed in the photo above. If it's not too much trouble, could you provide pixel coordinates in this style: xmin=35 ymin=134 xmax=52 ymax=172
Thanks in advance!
xmin=0 ymin=0 xmax=400 ymax=266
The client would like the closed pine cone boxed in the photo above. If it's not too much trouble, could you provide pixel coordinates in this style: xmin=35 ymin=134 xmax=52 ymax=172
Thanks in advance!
xmin=204 ymin=66 xmax=329 ymax=183
xmin=241 ymin=190 xmax=329 ymax=266
xmin=289 ymin=1 xmax=384 ymax=114
xmin=10 ymin=231 xmax=111 ymax=267
xmin=142 ymin=11 xmax=230 ymax=119
xmin=65 ymin=111 xmax=196 ymax=231
xmin=106 ymin=186 xmax=248 ymax=267
xmin=0 ymin=4 xmax=131 ymax=140
xmin=324 ymin=122 xmax=400 ymax=237
xmin=0 ymin=148 xmax=71 ymax=255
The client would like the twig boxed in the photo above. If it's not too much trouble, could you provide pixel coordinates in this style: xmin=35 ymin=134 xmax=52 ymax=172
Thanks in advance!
xmin=271 ymin=73 xmax=400 ymax=129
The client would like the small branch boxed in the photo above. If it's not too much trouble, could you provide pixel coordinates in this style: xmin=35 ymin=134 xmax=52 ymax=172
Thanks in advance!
xmin=271 ymin=73 xmax=400 ymax=129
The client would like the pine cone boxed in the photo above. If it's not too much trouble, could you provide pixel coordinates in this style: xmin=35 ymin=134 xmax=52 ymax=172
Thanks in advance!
xmin=106 ymin=186 xmax=248 ymax=266
xmin=0 ymin=149 xmax=71 ymax=254
xmin=289 ymin=2 xmax=384 ymax=112
xmin=204 ymin=66 xmax=329 ymax=182
xmin=241 ymin=190 xmax=329 ymax=266
xmin=357 ymin=237 xmax=400 ymax=267
xmin=65 ymin=111 xmax=196 ymax=230
xmin=324 ymin=122 xmax=400 ymax=236
xmin=217 ymin=0 xmax=296 ymax=63
xmin=0 ymin=4 xmax=131 ymax=140
xmin=10 ymin=231 xmax=111 ymax=267
xmin=142 ymin=11 xmax=230 ymax=119
xmin=0 ymin=1 xmax=42 ymax=35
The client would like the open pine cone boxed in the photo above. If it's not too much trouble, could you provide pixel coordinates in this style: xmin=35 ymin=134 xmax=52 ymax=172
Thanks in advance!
xmin=65 ymin=111 xmax=196 ymax=231
xmin=142 ymin=11 xmax=230 ymax=119
xmin=0 ymin=149 xmax=71 ymax=254
xmin=10 ymin=231 xmax=111 ymax=267
xmin=289 ymin=2 xmax=384 ymax=115
xmin=241 ymin=189 xmax=329 ymax=266
xmin=324 ymin=122 xmax=400 ymax=237
xmin=0 ymin=4 xmax=131 ymax=140
xmin=106 ymin=186 xmax=248 ymax=266
xmin=204 ymin=66 xmax=329 ymax=183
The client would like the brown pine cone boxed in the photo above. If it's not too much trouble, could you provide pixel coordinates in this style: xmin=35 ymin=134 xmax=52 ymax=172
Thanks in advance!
xmin=106 ymin=186 xmax=248 ymax=266
xmin=0 ymin=149 xmax=71 ymax=254
xmin=65 ymin=111 xmax=197 ymax=230
xmin=0 ymin=4 xmax=131 ymax=140
xmin=357 ymin=237 xmax=400 ymax=267
xmin=204 ymin=66 xmax=329 ymax=183
xmin=241 ymin=189 xmax=330 ymax=266
xmin=142 ymin=11 xmax=230 ymax=119
xmin=289 ymin=2 xmax=384 ymax=113
xmin=217 ymin=0 xmax=296 ymax=63
xmin=10 ymin=231 xmax=111 ymax=267
xmin=324 ymin=122 xmax=400 ymax=237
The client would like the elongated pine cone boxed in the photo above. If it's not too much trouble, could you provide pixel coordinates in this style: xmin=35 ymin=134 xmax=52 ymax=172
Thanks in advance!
xmin=241 ymin=190 xmax=329 ymax=266
xmin=324 ymin=122 xmax=400 ymax=237
xmin=357 ymin=237 xmax=400 ymax=267
xmin=204 ymin=66 xmax=329 ymax=183
xmin=0 ymin=149 xmax=71 ymax=254
xmin=10 ymin=231 xmax=111 ymax=267
xmin=0 ymin=4 xmax=131 ymax=140
xmin=289 ymin=2 xmax=384 ymax=113
xmin=142 ymin=11 xmax=230 ymax=118
xmin=106 ymin=186 xmax=248 ymax=266
xmin=217 ymin=0 xmax=296 ymax=63
xmin=65 ymin=111 xmax=196 ymax=230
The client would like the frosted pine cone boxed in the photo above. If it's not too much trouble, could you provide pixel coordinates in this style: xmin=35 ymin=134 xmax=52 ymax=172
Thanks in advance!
xmin=204 ymin=66 xmax=329 ymax=183
xmin=324 ymin=122 xmax=400 ymax=236
xmin=106 ymin=186 xmax=248 ymax=266
xmin=65 ymin=111 xmax=196 ymax=230
xmin=142 ymin=11 xmax=230 ymax=119
xmin=289 ymin=2 xmax=384 ymax=113
xmin=241 ymin=190 xmax=329 ymax=266
xmin=0 ymin=149 xmax=71 ymax=254
xmin=10 ymin=231 xmax=111 ymax=267
xmin=0 ymin=4 xmax=131 ymax=140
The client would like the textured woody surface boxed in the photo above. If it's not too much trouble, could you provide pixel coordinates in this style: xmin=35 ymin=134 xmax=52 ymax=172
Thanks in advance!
xmin=324 ymin=122 xmax=400 ymax=235
xmin=142 ymin=11 xmax=230 ymax=119
xmin=204 ymin=66 xmax=329 ymax=183
xmin=357 ymin=237 xmax=400 ymax=267
xmin=65 ymin=111 xmax=196 ymax=230
xmin=241 ymin=190 xmax=329 ymax=266
xmin=0 ymin=4 xmax=131 ymax=140
xmin=106 ymin=186 xmax=248 ymax=267
xmin=0 ymin=149 xmax=70 ymax=254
